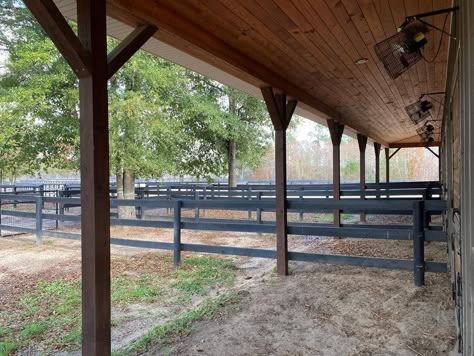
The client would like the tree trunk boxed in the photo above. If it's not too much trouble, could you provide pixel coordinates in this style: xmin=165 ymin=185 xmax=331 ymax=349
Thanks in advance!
xmin=228 ymin=140 xmax=237 ymax=187
xmin=227 ymin=92 xmax=237 ymax=188
xmin=116 ymin=169 xmax=124 ymax=199
xmin=117 ymin=169 xmax=136 ymax=219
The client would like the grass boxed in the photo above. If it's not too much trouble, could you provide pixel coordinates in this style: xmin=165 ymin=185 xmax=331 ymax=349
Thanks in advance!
xmin=113 ymin=292 xmax=241 ymax=356
xmin=0 ymin=254 xmax=237 ymax=355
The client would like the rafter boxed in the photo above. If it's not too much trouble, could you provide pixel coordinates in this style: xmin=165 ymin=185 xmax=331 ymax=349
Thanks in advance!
xmin=107 ymin=24 xmax=158 ymax=79
xmin=23 ymin=0 xmax=91 ymax=77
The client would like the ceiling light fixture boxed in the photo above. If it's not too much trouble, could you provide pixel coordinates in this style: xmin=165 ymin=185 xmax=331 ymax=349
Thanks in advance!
xmin=355 ymin=58 xmax=369 ymax=65
xmin=374 ymin=7 xmax=458 ymax=79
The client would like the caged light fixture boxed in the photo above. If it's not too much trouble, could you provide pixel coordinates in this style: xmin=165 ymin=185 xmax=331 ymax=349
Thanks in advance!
xmin=406 ymin=92 xmax=446 ymax=125
xmin=374 ymin=7 xmax=458 ymax=79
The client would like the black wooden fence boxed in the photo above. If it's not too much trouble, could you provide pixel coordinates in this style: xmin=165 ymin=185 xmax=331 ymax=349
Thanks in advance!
xmin=0 ymin=188 xmax=447 ymax=287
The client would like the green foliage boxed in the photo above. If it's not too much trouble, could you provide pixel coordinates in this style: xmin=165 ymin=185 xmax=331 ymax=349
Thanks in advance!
xmin=0 ymin=0 xmax=79 ymax=179
xmin=180 ymin=77 xmax=272 ymax=180
xmin=342 ymin=159 xmax=359 ymax=180
xmin=0 ymin=255 xmax=237 ymax=354
xmin=170 ymin=256 xmax=236 ymax=297
xmin=0 ymin=1 xmax=273 ymax=182
xmin=113 ymin=292 xmax=241 ymax=356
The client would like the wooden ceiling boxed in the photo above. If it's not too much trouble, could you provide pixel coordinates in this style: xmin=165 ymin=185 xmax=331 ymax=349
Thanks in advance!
xmin=105 ymin=0 xmax=453 ymax=146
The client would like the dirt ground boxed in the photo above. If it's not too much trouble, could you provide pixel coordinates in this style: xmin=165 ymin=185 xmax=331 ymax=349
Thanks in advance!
xmin=0 ymin=215 xmax=455 ymax=355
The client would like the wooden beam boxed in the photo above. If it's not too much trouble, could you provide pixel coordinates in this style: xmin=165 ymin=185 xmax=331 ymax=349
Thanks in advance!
xmin=425 ymin=146 xmax=440 ymax=159
xmin=261 ymin=87 xmax=297 ymax=276
xmin=357 ymin=134 xmax=367 ymax=223
xmin=374 ymin=142 xmax=381 ymax=184
xmin=107 ymin=24 xmax=158 ymax=79
xmin=328 ymin=120 xmax=344 ymax=227
xmin=77 ymin=0 xmax=111 ymax=354
xmin=389 ymin=147 xmax=402 ymax=159
xmin=389 ymin=141 xmax=441 ymax=148
xmin=108 ymin=0 xmax=339 ymax=121
xmin=23 ymin=0 xmax=91 ymax=78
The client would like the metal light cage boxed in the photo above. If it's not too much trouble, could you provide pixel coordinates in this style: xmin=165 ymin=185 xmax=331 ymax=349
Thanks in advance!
xmin=374 ymin=21 xmax=425 ymax=79
xmin=406 ymin=101 xmax=432 ymax=124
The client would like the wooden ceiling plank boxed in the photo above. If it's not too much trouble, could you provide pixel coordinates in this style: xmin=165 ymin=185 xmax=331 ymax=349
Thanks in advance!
xmin=373 ymin=0 xmax=412 ymax=114
xmin=315 ymin=0 xmax=400 ymax=132
xmin=388 ymin=0 xmax=417 ymax=101
xmin=432 ymin=0 xmax=452 ymax=121
xmin=266 ymin=0 xmax=380 ymax=118
xmin=291 ymin=0 xmax=396 ymax=133
xmin=217 ymin=0 xmax=328 ymax=82
xmin=347 ymin=0 xmax=408 ymax=133
xmin=282 ymin=0 xmax=398 ymax=122
xmin=286 ymin=0 xmax=390 ymax=130
xmin=163 ymin=0 xmax=306 ymax=86
xmin=221 ymin=0 xmax=369 ymax=116
xmin=103 ymin=0 xmax=451 ymax=145
xmin=108 ymin=0 xmax=339 ymax=119
xmin=322 ymin=0 xmax=404 ymax=134
xmin=357 ymin=8 xmax=407 ymax=132
xmin=418 ymin=0 xmax=436 ymax=104
xmin=404 ymin=0 xmax=429 ymax=97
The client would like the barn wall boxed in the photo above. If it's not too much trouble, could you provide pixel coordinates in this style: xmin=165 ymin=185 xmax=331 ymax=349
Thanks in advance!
xmin=442 ymin=0 xmax=474 ymax=353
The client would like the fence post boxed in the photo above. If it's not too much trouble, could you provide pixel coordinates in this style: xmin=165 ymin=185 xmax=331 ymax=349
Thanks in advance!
xmin=422 ymin=188 xmax=430 ymax=229
xmin=257 ymin=192 xmax=262 ymax=236
xmin=36 ymin=196 xmax=43 ymax=246
xmin=39 ymin=184 xmax=45 ymax=208
xmin=13 ymin=186 xmax=17 ymax=209
xmin=299 ymin=187 xmax=304 ymax=222
xmin=202 ymin=186 xmax=207 ymax=217
xmin=137 ymin=189 xmax=144 ymax=219
xmin=194 ymin=188 xmax=200 ymax=221
xmin=173 ymin=200 xmax=182 ymax=266
xmin=247 ymin=186 xmax=252 ymax=219
xmin=0 ymin=197 xmax=2 ymax=237
xmin=58 ymin=190 xmax=65 ymax=228
xmin=55 ymin=190 xmax=59 ymax=229
xmin=413 ymin=200 xmax=425 ymax=287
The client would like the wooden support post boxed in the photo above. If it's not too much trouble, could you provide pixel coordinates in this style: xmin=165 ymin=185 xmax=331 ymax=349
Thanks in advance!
xmin=76 ymin=1 xmax=111 ymax=353
xmin=327 ymin=120 xmax=345 ymax=227
xmin=385 ymin=148 xmax=390 ymax=183
xmin=374 ymin=142 xmax=381 ymax=198
xmin=261 ymin=87 xmax=297 ymax=276
xmin=23 ymin=1 xmax=157 ymax=353
xmin=374 ymin=142 xmax=381 ymax=184
xmin=357 ymin=134 xmax=368 ymax=222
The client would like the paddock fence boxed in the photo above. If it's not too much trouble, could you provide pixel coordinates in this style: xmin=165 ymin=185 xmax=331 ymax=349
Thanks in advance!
xmin=0 ymin=180 xmax=447 ymax=286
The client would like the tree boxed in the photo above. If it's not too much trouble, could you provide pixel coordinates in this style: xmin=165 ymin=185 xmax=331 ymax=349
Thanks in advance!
xmin=0 ymin=1 xmax=275 ymax=214
xmin=0 ymin=0 xmax=79 ymax=179
xmin=185 ymin=74 xmax=272 ymax=186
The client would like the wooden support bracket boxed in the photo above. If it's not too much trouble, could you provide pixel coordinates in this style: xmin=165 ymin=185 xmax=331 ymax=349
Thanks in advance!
xmin=107 ymin=24 xmax=158 ymax=79
xmin=23 ymin=0 xmax=92 ymax=77
xmin=374 ymin=142 xmax=382 ymax=184
xmin=24 ymin=0 xmax=158 ymax=80
xmin=357 ymin=134 xmax=367 ymax=222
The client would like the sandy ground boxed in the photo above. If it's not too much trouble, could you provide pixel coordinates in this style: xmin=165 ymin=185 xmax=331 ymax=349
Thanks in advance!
xmin=165 ymin=262 xmax=454 ymax=356
xmin=0 ymin=214 xmax=455 ymax=355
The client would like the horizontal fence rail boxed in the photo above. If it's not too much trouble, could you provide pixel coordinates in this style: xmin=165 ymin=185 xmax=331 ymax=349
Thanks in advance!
xmin=0 ymin=187 xmax=448 ymax=287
